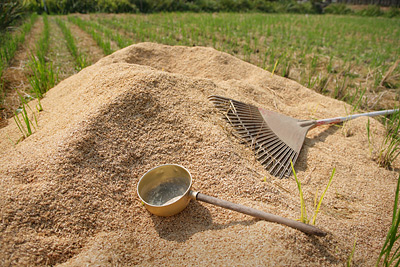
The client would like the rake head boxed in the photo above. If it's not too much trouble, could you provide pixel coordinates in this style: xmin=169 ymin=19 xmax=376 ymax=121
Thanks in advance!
xmin=209 ymin=95 xmax=314 ymax=178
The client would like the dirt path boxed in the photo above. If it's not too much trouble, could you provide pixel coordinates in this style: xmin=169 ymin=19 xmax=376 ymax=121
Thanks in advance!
xmin=0 ymin=15 xmax=108 ymax=129
xmin=48 ymin=17 xmax=76 ymax=82
xmin=65 ymin=18 xmax=105 ymax=66
xmin=0 ymin=17 xmax=43 ymax=127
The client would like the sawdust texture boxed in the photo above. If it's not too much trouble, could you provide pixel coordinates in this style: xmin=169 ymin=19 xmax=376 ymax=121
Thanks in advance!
xmin=0 ymin=42 xmax=399 ymax=266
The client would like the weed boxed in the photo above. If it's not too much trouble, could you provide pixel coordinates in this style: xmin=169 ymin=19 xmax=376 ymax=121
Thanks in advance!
xmin=347 ymin=237 xmax=357 ymax=267
xmin=13 ymin=92 xmax=37 ymax=141
xmin=96 ymin=13 xmax=399 ymax=110
xmin=377 ymin=109 xmax=400 ymax=169
xmin=56 ymin=18 xmax=88 ymax=70
xmin=0 ymin=13 xmax=37 ymax=105
xmin=68 ymin=16 xmax=114 ymax=55
xmin=291 ymin=160 xmax=308 ymax=224
xmin=28 ymin=14 xmax=58 ymax=98
xmin=291 ymin=160 xmax=335 ymax=225
xmin=311 ymin=168 xmax=335 ymax=225
xmin=376 ymin=174 xmax=400 ymax=267
xmin=29 ymin=53 xmax=57 ymax=98
xmin=271 ymin=59 xmax=279 ymax=77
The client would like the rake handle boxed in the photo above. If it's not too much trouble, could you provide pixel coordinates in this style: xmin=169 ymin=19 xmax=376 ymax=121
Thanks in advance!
xmin=314 ymin=109 xmax=399 ymax=127
xmin=194 ymin=192 xmax=327 ymax=237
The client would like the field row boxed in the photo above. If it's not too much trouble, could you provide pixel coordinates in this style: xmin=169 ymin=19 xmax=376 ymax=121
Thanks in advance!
xmin=1 ymin=13 xmax=399 ymax=126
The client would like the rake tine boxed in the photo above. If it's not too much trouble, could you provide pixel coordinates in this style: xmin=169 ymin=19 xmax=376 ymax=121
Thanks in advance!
xmin=270 ymin=146 xmax=292 ymax=177
xmin=209 ymin=95 xmax=316 ymax=178
xmin=269 ymin=142 xmax=289 ymax=163
xmin=255 ymin=138 xmax=282 ymax=157
xmin=235 ymin=128 xmax=274 ymax=139
xmin=281 ymin=149 xmax=295 ymax=167
xmin=259 ymin=142 xmax=284 ymax=166
xmin=254 ymin=140 xmax=279 ymax=160
xmin=225 ymin=116 xmax=265 ymax=124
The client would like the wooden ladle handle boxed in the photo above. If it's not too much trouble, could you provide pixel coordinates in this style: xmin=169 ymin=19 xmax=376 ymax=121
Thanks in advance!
xmin=195 ymin=192 xmax=327 ymax=237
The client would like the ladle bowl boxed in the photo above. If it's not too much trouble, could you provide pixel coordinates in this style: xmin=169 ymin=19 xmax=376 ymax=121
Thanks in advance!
xmin=137 ymin=164 xmax=195 ymax=216
xmin=137 ymin=164 xmax=327 ymax=236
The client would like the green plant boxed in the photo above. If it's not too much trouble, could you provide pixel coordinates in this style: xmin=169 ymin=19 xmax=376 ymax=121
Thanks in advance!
xmin=324 ymin=3 xmax=352 ymax=15
xmin=347 ymin=237 xmax=357 ymax=267
xmin=291 ymin=161 xmax=335 ymax=225
xmin=68 ymin=16 xmax=114 ymax=55
xmin=292 ymin=161 xmax=308 ymax=224
xmin=56 ymin=18 xmax=88 ymax=70
xmin=376 ymin=174 xmax=400 ymax=267
xmin=0 ymin=0 xmax=25 ymax=32
xmin=357 ymin=5 xmax=383 ymax=17
xmin=377 ymin=109 xmax=400 ymax=169
xmin=28 ymin=14 xmax=58 ymax=98
xmin=29 ymin=53 xmax=57 ymax=98
xmin=0 ymin=13 xmax=37 ymax=109
xmin=13 ymin=92 xmax=37 ymax=141
xmin=384 ymin=7 xmax=400 ymax=18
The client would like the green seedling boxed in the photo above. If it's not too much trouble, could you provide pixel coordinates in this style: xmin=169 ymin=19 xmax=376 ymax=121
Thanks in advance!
xmin=347 ymin=237 xmax=357 ymax=267
xmin=311 ymin=168 xmax=335 ymax=225
xmin=271 ymin=59 xmax=279 ymax=77
xmin=28 ymin=14 xmax=58 ymax=98
xmin=291 ymin=160 xmax=335 ymax=225
xmin=377 ymin=109 xmax=400 ymax=169
xmin=376 ymin=174 xmax=400 ymax=267
xmin=291 ymin=160 xmax=308 ymax=224
xmin=56 ymin=18 xmax=88 ymax=70
xmin=13 ymin=92 xmax=38 ymax=140
xmin=68 ymin=16 xmax=114 ymax=55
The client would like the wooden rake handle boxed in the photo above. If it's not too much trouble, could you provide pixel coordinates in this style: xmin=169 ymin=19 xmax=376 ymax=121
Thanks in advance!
xmin=194 ymin=192 xmax=327 ymax=237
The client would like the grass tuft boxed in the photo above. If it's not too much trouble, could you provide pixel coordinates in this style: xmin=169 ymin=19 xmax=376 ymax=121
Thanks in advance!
xmin=13 ymin=92 xmax=37 ymax=141
xmin=377 ymin=109 xmax=400 ymax=169
xmin=376 ymin=174 xmax=400 ymax=267
xmin=56 ymin=18 xmax=88 ymax=71
xmin=28 ymin=14 xmax=58 ymax=98
xmin=291 ymin=160 xmax=308 ymax=224
xmin=291 ymin=160 xmax=335 ymax=225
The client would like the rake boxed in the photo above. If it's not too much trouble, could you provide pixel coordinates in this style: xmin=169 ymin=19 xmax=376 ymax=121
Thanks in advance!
xmin=209 ymin=95 xmax=399 ymax=179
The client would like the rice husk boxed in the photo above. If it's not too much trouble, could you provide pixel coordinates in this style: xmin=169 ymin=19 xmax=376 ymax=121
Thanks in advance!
xmin=0 ymin=42 xmax=398 ymax=266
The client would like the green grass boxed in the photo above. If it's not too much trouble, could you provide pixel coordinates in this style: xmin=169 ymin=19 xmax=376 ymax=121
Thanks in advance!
xmin=0 ymin=0 xmax=25 ymax=31
xmin=68 ymin=16 xmax=114 ymax=55
xmin=13 ymin=92 xmax=37 ymax=141
xmin=367 ymin=109 xmax=400 ymax=169
xmin=29 ymin=14 xmax=58 ymax=98
xmin=377 ymin=174 xmax=400 ymax=267
xmin=82 ymin=13 xmax=399 ymax=110
xmin=347 ymin=237 xmax=357 ymax=267
xmin=377 ymin=110 xmax=400 ymax=169
xmin=55 ymin=17 xmax=88 ymax=71
xmin=291 ymin=161 xmax=335 ymax=225
xmin=0 ymin=13 xmax=37 ymax=104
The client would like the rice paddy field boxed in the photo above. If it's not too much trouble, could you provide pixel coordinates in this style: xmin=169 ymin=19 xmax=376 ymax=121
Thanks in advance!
xmin=1 ymin=13 xmax=399 ymax=124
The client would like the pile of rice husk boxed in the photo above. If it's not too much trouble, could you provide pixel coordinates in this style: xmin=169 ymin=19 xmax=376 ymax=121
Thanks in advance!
xmin=0 ymin=42 xmax=399 ymax=266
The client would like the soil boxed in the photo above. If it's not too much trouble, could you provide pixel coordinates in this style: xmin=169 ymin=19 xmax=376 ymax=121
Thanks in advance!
xmin=65 ymin=19 xmax=104 ymax=65
xmin=48 ymin=17 xmax=77 ymax=82
xmin=0 ymin=17 xmax=43 ymax=127
xmin=0 ymin=42 xmax=399 ymax=266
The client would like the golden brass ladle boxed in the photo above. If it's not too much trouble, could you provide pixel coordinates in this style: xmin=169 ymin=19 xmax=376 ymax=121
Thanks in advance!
xmin=137 ymin=164 xmax=326 ymax=236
